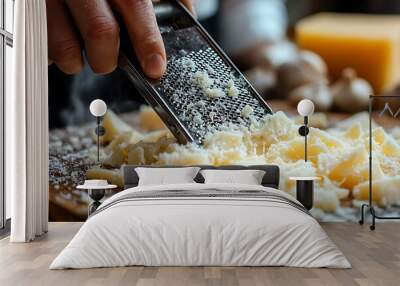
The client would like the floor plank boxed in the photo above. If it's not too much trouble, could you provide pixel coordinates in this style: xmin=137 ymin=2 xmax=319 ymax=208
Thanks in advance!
xmin=0 ymin=222 xmax=399 ymax=286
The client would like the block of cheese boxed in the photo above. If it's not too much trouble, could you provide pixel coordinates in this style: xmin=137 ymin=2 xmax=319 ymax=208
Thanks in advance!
xmin=296 ymin=13 xmax=400 ymax=93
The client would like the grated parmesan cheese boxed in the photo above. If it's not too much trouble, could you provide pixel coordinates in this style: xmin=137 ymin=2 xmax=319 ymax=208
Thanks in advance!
xmin=205 ymin=64 xmax=215 ymax=75
xmin=204 ymin=87 xmax=225 ymax=99
xmin=226 ymin=79 xmax=239 ymax=97
xmin=193 ymin=113 xmax=204 ymax=125
xmin=193 ymin=71 xmax=213 ymax=89
xmin=181 ymin=57 xmax=196 ymax=69
xmin=241 ymin=105 xmax=254 ymax=118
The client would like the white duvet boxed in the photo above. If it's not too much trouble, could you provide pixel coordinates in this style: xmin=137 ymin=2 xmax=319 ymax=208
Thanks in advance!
xmin=50 ymin=183 xmax=351 ymax=269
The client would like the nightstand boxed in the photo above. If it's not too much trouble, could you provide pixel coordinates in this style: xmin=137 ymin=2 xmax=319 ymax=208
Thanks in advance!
xmin=77 ymin=180 xmax=117 ymax=216
xmin=289 ymin=177 xmax=320 ymax=210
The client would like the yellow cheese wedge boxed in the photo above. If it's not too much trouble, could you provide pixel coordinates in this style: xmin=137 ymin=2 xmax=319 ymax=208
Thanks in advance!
xmin=137 ymin=105 xmax=166 ymax=131
xmin=142 ymin=130 xmax=175 ymax=143
xmin=296 ymin=13 xmax=400 ymax=93
xmin=157 ymin=145 xmax=212 ymax=165
xmin=314 ymin=189 xmax=340 ymax=213
xmin=127 ymin=146 xmax=145 ymax=165
xmin=86 ymin=168 xmax=123 ymax=187
xmin=353 ymin=176 xmax=400 ymax=207
xmin=328 ymin=147 xmax=369 ymax=189
xmin=104 ymin=131 xmax=143 ymax=155
xmin=344 ymin=123 xmax=363 ymax=140
xmin=95 ymin=110 xmax=134 ymax=144
xmin=204 ymin=131 xmax=245 ymax=149
xmin=103 ymin=145 xmax=125 ymax=167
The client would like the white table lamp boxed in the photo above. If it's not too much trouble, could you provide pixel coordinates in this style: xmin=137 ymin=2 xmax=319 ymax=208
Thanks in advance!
xmin=297 ymin=99 xmax=314 ymax=162
xmin=89 ymin=99 xmax=107 ymax=163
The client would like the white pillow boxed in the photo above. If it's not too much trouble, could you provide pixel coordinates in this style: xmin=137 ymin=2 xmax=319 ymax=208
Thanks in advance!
xmin=135 ymin=167 xmax=200 ymax=186
xmin=200 ymin=169 xmax=266 ymax=185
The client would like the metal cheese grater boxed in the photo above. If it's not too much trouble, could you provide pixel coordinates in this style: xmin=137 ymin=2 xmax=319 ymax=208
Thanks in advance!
xmin=118 ymin=0 xmax=273 ymax=145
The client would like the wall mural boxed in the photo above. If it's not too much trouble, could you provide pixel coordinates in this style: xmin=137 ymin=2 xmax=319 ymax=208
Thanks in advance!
xmin=48 ymin=58 xmax=400 ymax=222
xmin=48 ymin=6 xmax=400 ymax=223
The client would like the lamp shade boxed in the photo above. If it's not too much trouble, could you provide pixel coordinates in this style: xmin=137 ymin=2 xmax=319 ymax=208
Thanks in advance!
xmin=89 ymin=99 xmax=107 ymax=117
xmin=297 ymin=99 xmax=314 ymax=117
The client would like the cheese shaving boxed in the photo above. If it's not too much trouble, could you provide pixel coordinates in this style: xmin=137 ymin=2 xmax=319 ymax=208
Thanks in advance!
xmin=193 ymin=71 xmax=213 ymax=89
xmin=241 ymin=105 xmax=254 ymax=118
xmin=204 ymin=87 xmax=225 ymax=99
xmin=227 ymin=79 xmax=239 ymax=97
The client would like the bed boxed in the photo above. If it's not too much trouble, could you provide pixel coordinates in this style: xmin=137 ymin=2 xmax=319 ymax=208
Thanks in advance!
xmin=50 ymin=165 xmax=350 ymax=269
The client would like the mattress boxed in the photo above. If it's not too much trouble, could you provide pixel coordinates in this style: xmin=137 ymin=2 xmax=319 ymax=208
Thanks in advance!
xmin=50 ymin=183 xmax=351 ymax=269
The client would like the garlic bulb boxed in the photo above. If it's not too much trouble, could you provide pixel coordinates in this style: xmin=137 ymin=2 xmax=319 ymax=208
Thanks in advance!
xmin=299 ymin=50 xmax=327 ymax=75
xmin=332 ymin=68 xmax=373 ymax=112
xmin=277 ymin=61 xmax=327 ymax=97
xmin=260 ymin=41 xmax=299 ymax=69
xmin=289 ymin=82 xmax=333 ymax=111
xmin=244 ymin=67 xmax=276 ymax=95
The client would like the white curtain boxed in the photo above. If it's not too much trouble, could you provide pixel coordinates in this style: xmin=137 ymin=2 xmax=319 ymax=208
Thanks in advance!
xmin=7 ymin=0 xmax=49 ymax=242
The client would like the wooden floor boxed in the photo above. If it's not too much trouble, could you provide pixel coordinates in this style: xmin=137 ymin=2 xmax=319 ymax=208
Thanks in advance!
xmin=0 ymin=222 xmax=399 ymax=286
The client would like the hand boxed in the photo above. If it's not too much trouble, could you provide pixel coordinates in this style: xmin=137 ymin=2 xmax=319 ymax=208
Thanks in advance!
xmin=47 ymin=0 xmax=195 ymax=78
